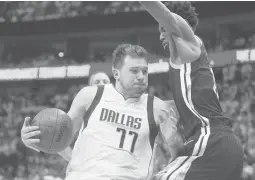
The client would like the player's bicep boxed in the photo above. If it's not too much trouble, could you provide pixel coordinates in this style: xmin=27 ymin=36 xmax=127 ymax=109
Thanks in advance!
xmin=67 ymin=86 xmax=97 ymax=134
xmin=67 ymin=105 xmax=83 ymax=135
xmin=171 ymin=14 xmax=201 ymax=61
xmin=173 ymin=14 xmax=198 ymax=44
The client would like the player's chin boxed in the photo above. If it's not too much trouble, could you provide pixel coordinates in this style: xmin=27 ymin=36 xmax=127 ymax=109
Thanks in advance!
xmin=134 ymin=85 xmax=147 ymax=93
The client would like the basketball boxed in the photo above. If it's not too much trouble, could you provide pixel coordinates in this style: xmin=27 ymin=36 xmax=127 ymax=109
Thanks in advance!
xmin=31 ymin=108 xmax=73 ymax=154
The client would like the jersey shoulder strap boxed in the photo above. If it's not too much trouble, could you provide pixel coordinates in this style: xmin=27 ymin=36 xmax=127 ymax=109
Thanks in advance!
xmin=147 ymin=95 xmax=159 ymax=149
xmin=82 ymin=85 xmax=104 ymax=130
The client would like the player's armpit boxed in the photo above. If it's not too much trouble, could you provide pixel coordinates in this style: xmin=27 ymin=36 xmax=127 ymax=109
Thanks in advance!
xmin=67 ymin=86 xmax=98 ymax=137
xmin=171 ymin=35 xmax=201 ymax=63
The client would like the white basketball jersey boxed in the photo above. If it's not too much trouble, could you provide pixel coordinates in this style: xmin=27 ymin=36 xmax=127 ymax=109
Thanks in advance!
xmin=66 ymin=84 xmax=159 ymax=180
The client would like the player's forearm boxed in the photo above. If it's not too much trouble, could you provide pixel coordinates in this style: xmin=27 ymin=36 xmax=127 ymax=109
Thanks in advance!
xmin=58 ymin=130 xmax=79 ymax=162
xmin=157 ymin=131 xmax=181 ymax=163
xmin=67 ymin=111 xmax=82 ymax=142
xmin=139 ymin=1 xmax=182 ymax=37
xmin=166 ymin=133 xmax=184 ymax=162
xmin=58 ymin=146 xmax=72 ymax=161
xmin=159 ymin=120 xmax=184 ymax=161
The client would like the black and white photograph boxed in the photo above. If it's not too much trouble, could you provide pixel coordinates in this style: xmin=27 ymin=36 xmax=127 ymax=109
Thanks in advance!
xmin=0 ymin=1 xmax=254 ymax=180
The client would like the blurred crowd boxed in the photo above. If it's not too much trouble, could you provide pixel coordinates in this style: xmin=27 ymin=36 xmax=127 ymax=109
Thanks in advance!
xmin=205 ymin=33 xmax=255 ymax=54
xmin=0 ymin=31 xmax=254 ymax=69
xmin=0 ymin=63 xmax=255 ymax=180
xmin=219 ymin=63 xmax=255 ymax=180
xmin=0 ymin=2 xmax=254 ymax=69
xmin=0 ymin=2 xmax=142 ymax=22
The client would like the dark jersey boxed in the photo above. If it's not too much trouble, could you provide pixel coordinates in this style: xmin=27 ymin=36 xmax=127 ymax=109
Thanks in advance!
xmin=168 ymin=36 xmax=231 ymax=139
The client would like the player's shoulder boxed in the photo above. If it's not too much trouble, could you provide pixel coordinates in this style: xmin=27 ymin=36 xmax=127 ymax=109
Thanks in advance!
xmin=74 ymin=86 xmax=100 ymax=108
xmin=78 ymin=86 xmax=98 ymax=98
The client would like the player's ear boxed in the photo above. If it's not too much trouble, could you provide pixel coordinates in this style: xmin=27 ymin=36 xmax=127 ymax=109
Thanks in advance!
xmin=112 ymin=67 xmax=120 ymax=80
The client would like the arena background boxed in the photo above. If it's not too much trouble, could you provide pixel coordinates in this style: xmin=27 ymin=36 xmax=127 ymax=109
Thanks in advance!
xmin=0 ymin=1 xmax=255 ymax=180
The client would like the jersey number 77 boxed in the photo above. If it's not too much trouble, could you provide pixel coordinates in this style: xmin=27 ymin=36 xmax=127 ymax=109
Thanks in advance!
xmin=116 ymin=127 xmax=138 ymax=153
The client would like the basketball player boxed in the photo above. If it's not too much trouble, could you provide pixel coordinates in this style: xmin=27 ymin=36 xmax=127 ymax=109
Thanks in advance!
xmin=139 ymin=1 xmax=244 ymax=180
xmin=58 ymin=71 xmax=111 ymax=161
xmin=21 ymin=44 xmax=183 ymax=180
xmin=21 ymin=71 xmax=111 ymax=162
xmin=88 ymin=71 xmax=111 ymax=86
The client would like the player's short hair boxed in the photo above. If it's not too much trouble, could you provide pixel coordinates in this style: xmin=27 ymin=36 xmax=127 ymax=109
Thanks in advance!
xmin=112 ymin=44 xmax=148 ymax=68
xmin=164 ymin=1 xmax=199 ymax=31
xmin=88 ymin=71 xmax=110 ymax=86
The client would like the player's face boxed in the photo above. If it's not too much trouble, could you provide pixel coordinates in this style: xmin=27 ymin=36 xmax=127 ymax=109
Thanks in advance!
xmin=119 ymin=55 xmax=148 ymax=97
xmin=159 ymin=25 xmax=169 ymax=50
xmin=90 ymin=73 xmax=110 ymax=86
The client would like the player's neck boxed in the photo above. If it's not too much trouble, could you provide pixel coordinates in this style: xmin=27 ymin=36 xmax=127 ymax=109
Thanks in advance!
xmin=114 ymin=83 xmax=141 ymax=100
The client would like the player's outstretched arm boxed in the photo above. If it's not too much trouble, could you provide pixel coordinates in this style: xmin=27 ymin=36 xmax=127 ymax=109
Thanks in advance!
xmin=140 ymin=1 xmax=196 ymax=43
xmin=140 ymin=1 xmax=181 ymax=38
xmin=154 ymin=97 xmax=184 ymax=161
xmin=139 ymin=1 xmax=201 ymax=62
xmin=58 ymin=86 xmax=98 ymax=161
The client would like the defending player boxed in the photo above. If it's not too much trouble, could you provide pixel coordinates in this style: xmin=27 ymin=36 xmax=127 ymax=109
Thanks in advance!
xmin=140 ymin=1 xmax=244 ymax=180
xmin=21 ymin=44 xmax=183 ymax=180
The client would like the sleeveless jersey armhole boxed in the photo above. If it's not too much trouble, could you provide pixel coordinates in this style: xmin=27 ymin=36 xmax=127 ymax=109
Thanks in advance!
xmin=82 ymin=85 xmax=104 ymax=130
xmin=147 ymin=95 xmax=160 ymax=149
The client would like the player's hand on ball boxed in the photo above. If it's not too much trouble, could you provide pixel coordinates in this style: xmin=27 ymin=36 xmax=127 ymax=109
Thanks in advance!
xmin=21 ymin=117 xmax=41 ymax=152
